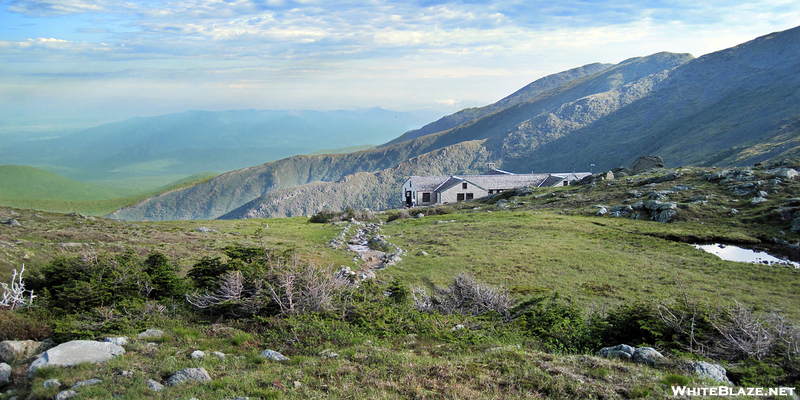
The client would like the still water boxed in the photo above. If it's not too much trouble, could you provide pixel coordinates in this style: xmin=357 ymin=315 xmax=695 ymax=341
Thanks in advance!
xmin=693 ymin=243 xmax=800 ymax=268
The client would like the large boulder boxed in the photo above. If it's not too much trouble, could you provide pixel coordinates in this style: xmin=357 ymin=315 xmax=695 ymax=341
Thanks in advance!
xmin=0 ymin=339 xmax=55 ymax=363
xmin=693 ymin=361 xmax=733 ymax=385
xmin=632 ymin=347 xmax=664 ymax=366
xmin=28 ymin=340 xmax=125 ymax=377
xmin=630 ymin=156 xmax=664 ymax=174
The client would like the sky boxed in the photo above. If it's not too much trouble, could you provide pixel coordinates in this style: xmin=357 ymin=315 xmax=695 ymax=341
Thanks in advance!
xmin=1 ymin=0 xmax=799 ymax=133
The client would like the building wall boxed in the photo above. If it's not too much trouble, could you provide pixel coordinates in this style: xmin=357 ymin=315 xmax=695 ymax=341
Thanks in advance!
xmin=402 ymin=180 xmax=437 ymax=207
xmin=438 ymin=183 xmax=487 ymax=204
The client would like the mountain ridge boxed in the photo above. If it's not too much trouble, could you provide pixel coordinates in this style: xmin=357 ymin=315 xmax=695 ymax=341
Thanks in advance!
xmin=109 ymin=25 xmax=800 ymax=221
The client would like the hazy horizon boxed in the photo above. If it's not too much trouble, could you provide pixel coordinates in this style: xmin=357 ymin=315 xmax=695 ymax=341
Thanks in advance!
xmin=2 ymin=0 xmax=799 ymax=134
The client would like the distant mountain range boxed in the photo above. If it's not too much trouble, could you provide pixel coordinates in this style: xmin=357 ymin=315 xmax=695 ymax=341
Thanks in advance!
xmin=104 ymin=25 xmax=800 ymax=220
xmin=0 ymin=108 xmax=431 ymax=189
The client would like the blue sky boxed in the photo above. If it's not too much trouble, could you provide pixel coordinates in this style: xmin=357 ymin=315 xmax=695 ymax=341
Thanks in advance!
xmin=1 ymin=0 xmax=799 ymax=133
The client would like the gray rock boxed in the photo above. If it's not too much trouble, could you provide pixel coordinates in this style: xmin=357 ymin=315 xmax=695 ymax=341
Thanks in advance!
xmin=751 ymin=197 xmax=768 ymax=204
xmin=596 ymin=206 xmax=608 ymax=216
xmin=71 ymin=378 xmax=102 ymax=388
xmin=596 ymin=344 xmax=636 ymax=360
xmin=103 ymin=337 xmax=128 ymax=347
xmin=0 ymin=339 xmax=55 ymax=363
xmin=5 ymin=219 xmax=21 ymax=227
xmin=168 ymin=367 xmax=211 ymax=386
xmin=137 ymin=329 xmax=165 ymax=340
xmin=55 ymin=390 xmax=78 ymax=400
xmin=259 ymin=349 xmax=289 ymax=361
xmin=693 ymin=361 xmax=733 ymax=385
xmin=655 ymin=209 xmax=678 ymax=223
xmin=414 ymin=213 xmax=424 ymax=219
xmin=632 ymin=347 xmax=664 ymax=366
xmin=630 ymin=156 xmax=664 ymax=174
xmin=212 ymin=351 xmax=226 ymax=358
xmin=43 ymin=379 xmax=61 ymax=388
xmin=29 ymin=341 xmax=125 ymax=377
xmin=0 ymin=362 xmax=11 ymax=386
xmin=767 ymin=168 xmax=799 ymax=179
xmin=147 ymin=379 xmax=164 ymax=392
xmin=190 ymin=350 xmax=205 ymax=359
xmin=195 ymin=227 xmax=217 ymax=233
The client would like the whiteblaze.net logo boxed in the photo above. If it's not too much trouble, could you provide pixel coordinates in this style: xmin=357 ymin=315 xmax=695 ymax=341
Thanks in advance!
xmin=671 ymin=386 xmax=796 ymax=397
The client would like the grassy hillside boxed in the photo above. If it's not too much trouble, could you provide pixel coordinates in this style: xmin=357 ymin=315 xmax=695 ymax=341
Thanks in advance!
xmin=0 ymin=168 xmax=217 ymax=216
xmin=1 ymin=161 xmax=799 ymax=399
xmin=0 ymin=165 xmax=136 ymax=201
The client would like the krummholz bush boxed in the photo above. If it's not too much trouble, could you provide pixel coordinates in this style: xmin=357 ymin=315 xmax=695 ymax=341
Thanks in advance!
xmin=412 ymin=273 xmax=513 ymax=317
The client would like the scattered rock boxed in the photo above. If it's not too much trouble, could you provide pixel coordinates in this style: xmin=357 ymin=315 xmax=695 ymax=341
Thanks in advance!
xmin=71 ymin=378 xmax=102 ymax=389
xmin=596 ymin=207 xmax=608 ymax=216
xmin=212 ymin=351 xmax=226 ymax=358
xmin=319 ymin=349 xmax=339 ymax=359
xmin=751 ymin=197 xmax=768 ymax=204
xmin=168 ymin=367 xmax=212 ymax=386
xmin=630 ymin=156 xmax=664 ymax=174
xmin=693 ymin=361 xmax=733 ymax=385
xmin=55 ymin=390 xmax=78 ymax=400
xmin=137 ymin=329 xmax=165 ymax=340
xmin=3 ymin=219 xmax=21 ymax=227
xmin=29 ymin=341 xmax=125 ymax=377
xmin=632 ymin=347 xmax=664 ymax=366
xmin=43 ymin=379 xmax=61 ymax=388
xmin=655 ymin=209 xmax=678 ymax=223
xmin=147 ymin=379 xmax=164 ymax=392
xmin=414 ymin=213 xmax=424 ymax=219
xmin=0 ymin=363 xmax=11 ymax=386
xmin=190 ymin=350 xmax=205 ymax=359
xmin=195 ymin=226 xmax=218 ymax=233
xmin=259 ymin=349 xmax=289 ymax=361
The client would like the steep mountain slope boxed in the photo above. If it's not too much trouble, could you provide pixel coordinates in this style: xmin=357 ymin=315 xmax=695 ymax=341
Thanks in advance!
xmin=380 ymin=62 xmax=613 ymax=147
xmin=216 ymin=26 xmax=800 ymax=220
xmin=110 ymin=53 xmax=690 ymax=221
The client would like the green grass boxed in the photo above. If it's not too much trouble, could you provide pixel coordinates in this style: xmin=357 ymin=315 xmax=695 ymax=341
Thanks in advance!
xmin=0 ymin=168 xmax=218 ymax=216
xmin=0 ymin=165 xmax=136 ymax=201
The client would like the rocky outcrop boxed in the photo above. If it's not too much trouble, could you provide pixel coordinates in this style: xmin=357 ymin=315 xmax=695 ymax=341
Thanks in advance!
xmin=28 ymin=341 xmax=125 ymax=377
xmin=630 ymin=156 xmax=664 ymax=174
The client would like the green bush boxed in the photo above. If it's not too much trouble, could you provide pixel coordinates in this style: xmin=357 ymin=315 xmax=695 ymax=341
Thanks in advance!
xmin=28 ymin=251 xmax=142 ymax=315
xmin=513 ymin=293 xmax=596 ymax=353
xmin=142 ymin=252 xmax=188 ymax=300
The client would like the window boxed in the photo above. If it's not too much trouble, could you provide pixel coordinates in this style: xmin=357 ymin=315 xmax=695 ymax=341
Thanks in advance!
xmin=462 ymin=182 xmax=468 ymax=189
xmin=457 ymin=193 xmax=465 ymax=201
xmin=465 ymin=193 xmax=473 ymax=200
xmin=488 ymin=190 xmax=493 ymax=194
xmin=422 ymin=193 xmax=431 ymax=203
